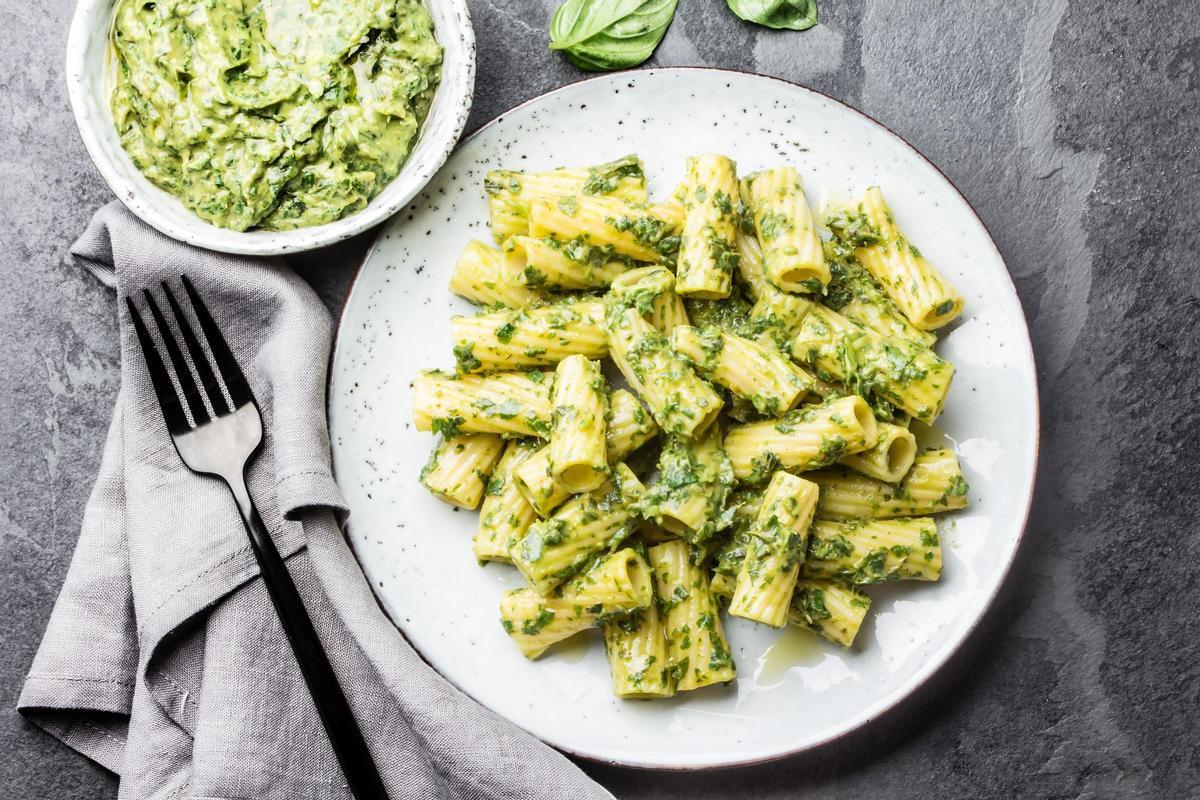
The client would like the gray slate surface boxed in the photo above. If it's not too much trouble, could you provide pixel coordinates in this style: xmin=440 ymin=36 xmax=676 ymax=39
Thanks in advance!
xmin=2 ymin=0 xmax=1197 ymax=797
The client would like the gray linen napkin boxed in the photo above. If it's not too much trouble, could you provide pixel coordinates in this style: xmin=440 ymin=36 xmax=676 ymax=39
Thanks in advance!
xmin=18 ymin=202 xmax=613 ymax=800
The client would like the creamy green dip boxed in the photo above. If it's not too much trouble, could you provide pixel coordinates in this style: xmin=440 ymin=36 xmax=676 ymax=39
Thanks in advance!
xmin=109 ymin=0 xmax=442 ymax=231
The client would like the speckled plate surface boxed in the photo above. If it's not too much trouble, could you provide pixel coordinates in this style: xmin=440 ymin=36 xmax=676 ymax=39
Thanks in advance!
xmin=329 ymin=68 xmax=1039 ymax=769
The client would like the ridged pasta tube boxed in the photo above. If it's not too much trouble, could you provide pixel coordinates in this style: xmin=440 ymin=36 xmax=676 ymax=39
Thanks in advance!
xmin=500 ymin=548 xmax=654 ymax=658
xmin=448 ymin=240 xmax=546 ymax=309
xmin=838 ymin=421 xmax=917 ymax=483
xmin=412 ymin=370 xmax=553 ymax=438
xmin=789 ymin=579 xmax=871 ymax=647
xmin=419 ymin=433 xmax=506 ymax=510
xmin=529 ymin=195 xmax=684 ymax=263
xmin=734 ymin=228 xmax=771 ymax=301
xmin=450 ymin=297 xmax=607 ymax=373
xmin=823 ymin=243 xmax=936 ymax=346
xmin=605 ymin=306 xmax=723 ymax=439
xmin=723 ymin=395 xmax=878 ymax=482
xmin=514 ymin=389 xmax=657 ymax=517
xmin=790 ymin=303 xmax=954 ymax=424
xmin=743 ymin=167 xmax=828 ymax=293
xmin=602 ymin=600 xmax=675 ymax=699
xmin=607 ymin=265 xmax=690 ymax=333
xmin=671 ymin=324 xmax=812 ymax=416
xmin=648 ymin=540 xmax=736 ymax=691
xmin=804 ymin=518 xmax=942 ymax=583
xmin=484 ymin=155 xmax=649 ymax=243
xmin=511 ymin=463 xmax=646 ymax=594
xmin=747 ymin=289 xmax=814 ymax=353
xmin=675 ymin=154 xmax=740 ymax=299
xmin=848 ymin=187 xmax=964 ymax=331
xmin=501 ymin=235 xmax=632 ymax=290
xmin=549 ymin=355 xmax=609 ymax=493
xmin=475 ymin=439 xmax=541 ymax=563
xmin=729 ymin=471 xmax=819 ymax=627
xmin=636 ymin=424 xmax=735 ymax=545
xmin=810 ymin=448 xmax=969 ymax=519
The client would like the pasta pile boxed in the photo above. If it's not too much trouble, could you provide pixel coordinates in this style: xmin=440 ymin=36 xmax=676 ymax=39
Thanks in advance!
xmin=411 ymin=154 xmax=969 ymax=699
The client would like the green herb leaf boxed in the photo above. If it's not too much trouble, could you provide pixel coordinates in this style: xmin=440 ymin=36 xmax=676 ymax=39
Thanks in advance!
xmin=549 ymin=0 xmax=679 ymax=72
xmin=726 ymin=0 xmax=818 ymax=31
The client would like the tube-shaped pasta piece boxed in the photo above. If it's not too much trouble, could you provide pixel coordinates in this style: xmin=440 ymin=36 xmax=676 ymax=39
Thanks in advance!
xmin=485 ymin=155 xmax=649 ymax=243
xmin=636 ymin=424 xmax=734 ymax=545
xmin=605 ymin=307 xmax=723 ymax=439
xmin=810 ymin=448 xmax=969 ymax=519
xmin=709 ymin=570 xmax=736 ymax=601
xmin=549 ymin=355 xmax=609 ymax=493
xmin=475 ymin=439 xmax=541 ymax=563
xmin=729 ymin=471 xmax=819 ymax=627
xmin=511 ymin=463 xmax=645 ymax=594
xmin=734 ymin=227 xmax=771 ymax=301
xmin=676 ymin=154 xmax=740 ymax=299
xmin=804 ymin=518 xmax=942 ymax=583
xmin=789 ymin=579 xmax=871 ymax=647
xmin=790 ymin=303 xmax=954 ymax=424
xmin=450 ymin=297 xmax=607 ymax=373
xmin=848 ymin=187 xmax=964 ymax=331
xmin=412 ymin=370 xmax=553 ymax=438
xmin=602 ymin=600 xmax=675 ymax=699
xmin=671 ymin=325 xmax=812 ymax=417
xmin=501 ymin=235 xmax=632 ymax=290
xmin=723 ymin=395 xmax=878 ymax=482
xmin=500 ymin=548 xmax=653 ymax=658
xmin=648 ymin=540 xmax=736 ymax=691
xmin=448 ymin=240 xmax=546 ymax=310
xmin=608 ymin=266 xmax=690 ymax=333
xmin=747 ymin=288 xmax=814 ymax=352
xmin=838 ymin=421 xmax=917 ymax=483
xmin=419 ymin=433 xmax=506 ymax=510
xmin=823 ymin=243 xmax=936 ymax=347
xmin=529 ymin=195 xmax=684 ymax=263
xmin=743 ymin=167 xmax=828 ymax=293
xmin=514 ymin=389 xmax=658 ymax=517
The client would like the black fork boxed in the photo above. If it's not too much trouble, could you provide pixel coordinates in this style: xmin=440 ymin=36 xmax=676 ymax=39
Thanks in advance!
xmin=127 ymin=276 xmax=388 ymax=800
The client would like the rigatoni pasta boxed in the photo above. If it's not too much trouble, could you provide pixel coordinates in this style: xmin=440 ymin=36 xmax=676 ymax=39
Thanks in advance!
xmin=415 ymin=152 xmax=974 ymax=700
xmin=548 ymin=355 xmax=609 ymax=493
xmin=419 ymin=432 xmax=506 ymax=510
xmin=743 ymin=167 xmax=828 ymax=293
xmin=840 ymin=187 xmax=964 ymax=331
xmin=450 ymin=297 xmax=607 ymax=373
xmin=449 ymin=240 xmax=546 ymax=309
xmin=484 ymin=155 xmax=649 ymax=242
xmin=729 ymin=471 xmax=819 ymax=627
xmin=675 ymin=154 xmax=740 ymax=299
xmin=475 ymin=439 xmax=540 ymax=563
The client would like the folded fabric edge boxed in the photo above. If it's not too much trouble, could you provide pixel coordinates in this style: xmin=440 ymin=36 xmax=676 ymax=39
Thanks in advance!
xmin=18 ymin=675 xmax=131 ymax=774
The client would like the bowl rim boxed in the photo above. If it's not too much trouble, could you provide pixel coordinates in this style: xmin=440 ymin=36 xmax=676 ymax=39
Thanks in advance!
xmin=64 ymin=0 xmax=476 ymax=256
xmin=330 ymin=66 xmax=1042 ymax=771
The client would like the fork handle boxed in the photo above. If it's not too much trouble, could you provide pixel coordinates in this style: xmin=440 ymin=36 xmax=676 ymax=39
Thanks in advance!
xmin=227 ymin=477 xmax=390 ymax=800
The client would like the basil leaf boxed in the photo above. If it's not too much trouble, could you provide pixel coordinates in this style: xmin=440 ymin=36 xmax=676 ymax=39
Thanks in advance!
xmin=550 ymin=0 xmax=678 ymax=72
xmin=726 ymin=0 xmax=818 ymax=31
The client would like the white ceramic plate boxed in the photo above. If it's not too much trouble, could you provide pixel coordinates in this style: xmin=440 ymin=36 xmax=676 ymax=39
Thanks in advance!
xmin=65 ymin=0 xmax=475 ymax=256
xmin=329 ymin=68 xmax=1039 ymax=769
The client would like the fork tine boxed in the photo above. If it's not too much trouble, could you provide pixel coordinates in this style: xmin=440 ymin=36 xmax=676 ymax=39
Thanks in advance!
xmin=181 ymin=275 xmax=254 ymax=408
xmin=126 ymin=297 xmax=191 ymax=435
xmin=143 ymin=288 xmax=211 ymax=426
xmin=162 ymin=281 xmax=232 ymax=417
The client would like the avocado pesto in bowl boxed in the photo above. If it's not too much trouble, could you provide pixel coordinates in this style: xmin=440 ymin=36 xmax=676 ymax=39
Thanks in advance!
xmin=109 ymin=0 xmax=442 ymax=232
xmin=67 ymin=0 xmax=473 ymax=254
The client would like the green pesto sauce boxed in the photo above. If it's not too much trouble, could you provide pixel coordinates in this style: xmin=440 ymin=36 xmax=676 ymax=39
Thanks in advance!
xmin=109 ymin=0 xmax=442 ymax=231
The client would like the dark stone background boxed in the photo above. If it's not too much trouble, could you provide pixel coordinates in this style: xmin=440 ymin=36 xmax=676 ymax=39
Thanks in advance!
xmin=2 ymin=1 xmax=1197 ymax=797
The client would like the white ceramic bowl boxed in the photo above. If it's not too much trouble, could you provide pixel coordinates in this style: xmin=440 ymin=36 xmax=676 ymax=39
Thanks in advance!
xmin=65 ymin=0 xmax=475 ymax=256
